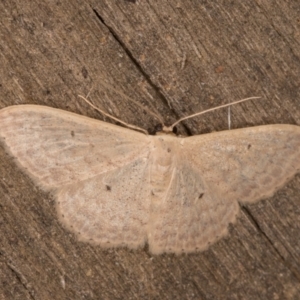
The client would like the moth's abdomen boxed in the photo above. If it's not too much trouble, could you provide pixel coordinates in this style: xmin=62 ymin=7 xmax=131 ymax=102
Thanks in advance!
xmin=150 ymin=136 xmax=177 ymax=203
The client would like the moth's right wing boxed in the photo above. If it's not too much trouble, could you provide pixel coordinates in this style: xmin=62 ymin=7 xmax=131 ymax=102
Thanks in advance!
xmin=184 ymin=124 xmax=300 ymax=204
xmin=0 ymin=105 xmax=151 ymax=190
xmin=147 ymin=161 xmax=238 ymax=254
xmin=147 ymin=125 xmax=300 ymax=254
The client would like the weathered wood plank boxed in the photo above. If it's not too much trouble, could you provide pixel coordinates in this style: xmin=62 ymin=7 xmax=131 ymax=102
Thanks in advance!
xmin=0 ymin=0 xmax=299 ymax=299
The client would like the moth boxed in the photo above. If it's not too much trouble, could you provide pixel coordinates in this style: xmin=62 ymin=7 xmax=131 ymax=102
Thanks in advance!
xmin=0 ymin=98 xmax=299 ymax=254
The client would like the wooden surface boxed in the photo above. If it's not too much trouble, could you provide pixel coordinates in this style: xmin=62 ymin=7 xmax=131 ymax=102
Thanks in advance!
xmin=0 ymin=1 xmax=300 ymax=299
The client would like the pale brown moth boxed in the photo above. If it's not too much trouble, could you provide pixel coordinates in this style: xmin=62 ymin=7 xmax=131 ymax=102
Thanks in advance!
xmin=0 ymin=97 xmax=299 ymax=254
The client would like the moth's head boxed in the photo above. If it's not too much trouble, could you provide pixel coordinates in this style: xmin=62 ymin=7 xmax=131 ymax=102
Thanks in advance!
xmin=149 ymin=124 xmax=177 ymax=136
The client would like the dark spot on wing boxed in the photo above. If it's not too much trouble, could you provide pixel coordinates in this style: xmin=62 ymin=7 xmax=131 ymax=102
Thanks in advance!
xmin=198 ymin=193 xmax=204 ymax=199
xmin=248 ymin=144 xmax=251 ymax=149
xmin=106 ymin=185 xmax=112 ymax=191
xmin=167 ymin=148 xmax=171 ymax=153
xmin=71 ymin=130 xmax=75 ymax=137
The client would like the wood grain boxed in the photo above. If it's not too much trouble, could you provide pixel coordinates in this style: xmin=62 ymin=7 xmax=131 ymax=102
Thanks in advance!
xmin=0 ymin=0 xmax=299 ymax=299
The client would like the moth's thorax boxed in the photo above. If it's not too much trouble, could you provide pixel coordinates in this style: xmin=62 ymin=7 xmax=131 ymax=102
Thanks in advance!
xmin=150 ymin=135 xmax=179 ymax=202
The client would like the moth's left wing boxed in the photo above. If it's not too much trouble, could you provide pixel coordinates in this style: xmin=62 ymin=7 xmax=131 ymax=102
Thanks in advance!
xmin=56 ymin=156 xmax=151 ymax=249
xmin=0 ymin=105 xmax=154 ymax=250
xmin=0 ymin=105 xmax=151 ymax=190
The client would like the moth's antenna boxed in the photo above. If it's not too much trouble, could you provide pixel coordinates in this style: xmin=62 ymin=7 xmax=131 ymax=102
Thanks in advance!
xmin=78 ymin=95 xmax=149 ymax=135
xmin=94 ymin=80 xmax=165 ymax=125
xmin=168 ymin=96 xmax=260 ymax=131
